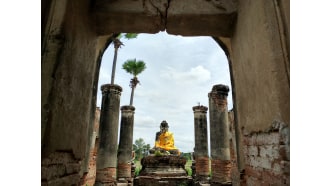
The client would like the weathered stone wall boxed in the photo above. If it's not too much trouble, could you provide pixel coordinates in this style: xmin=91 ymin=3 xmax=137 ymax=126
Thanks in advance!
xmin=42 ymin=0 xmax=96 ymax=158
xmin=228 ymin=1 xmax=290 ymax=183
xmin=231 ymin=0 xmax=289 ymax=133
xmin=92 ymin=0 xmax=237 ymax=37
xmin=278 ymin=0 xmax=290 ymax=62
xmin=41 ymin=0 xmax=112 ymax=185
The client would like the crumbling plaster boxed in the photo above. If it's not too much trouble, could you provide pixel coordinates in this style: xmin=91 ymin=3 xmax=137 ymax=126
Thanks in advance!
xmin=42 ymin=0 xmax=113 ymax=160
xmin=231 ymin=0 xmax=289 ymax=134
xmin=92 ymin=0 xmax=238 ymax=36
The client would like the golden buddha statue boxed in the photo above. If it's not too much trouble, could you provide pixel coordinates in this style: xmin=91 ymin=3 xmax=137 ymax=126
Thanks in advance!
xmin=150 ymin=120 xmax=180 ymax=155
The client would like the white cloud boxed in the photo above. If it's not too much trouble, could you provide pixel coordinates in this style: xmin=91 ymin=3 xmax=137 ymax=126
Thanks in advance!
xmin=99 ymin=72 xmax=111 ymax=81
xmin=160 ymin=65 xmax=211 ymax=85
xmin=135 ymin=115 xmax=157 ymax=128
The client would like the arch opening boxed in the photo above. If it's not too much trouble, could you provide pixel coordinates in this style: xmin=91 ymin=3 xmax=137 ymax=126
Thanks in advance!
xmin=96 ymin=31 xmax=234 ymax=153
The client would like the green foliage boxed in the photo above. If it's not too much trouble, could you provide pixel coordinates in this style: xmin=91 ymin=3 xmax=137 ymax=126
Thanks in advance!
xmin=133 ymin=138 xmax=150 ymax=161
xmin=185 ymin=167 xmax=192 ymax=176
xmin=116 ymin=33 xmax=138 ymax=40
xmin=134 ymin=160 xmax=142 ymax=169
xmin=134 ymin=160 xmax=142 ymax=177
xmin=185 ymin=160 xmax=192 ymax=176
xmin=122 ymin=58 xmax=146 ymax=105
xmin=181 ymin=152 xmax=192 ymax=160
xmin=122 ymin=59 xmax=147 ymax=77
xmin=155 ymin=150 xmax=163 ymax=156
xmin=134 ymin=165 xmax=142 ymax=176
xmin=124 ymin=33 xmax=138 ymax=39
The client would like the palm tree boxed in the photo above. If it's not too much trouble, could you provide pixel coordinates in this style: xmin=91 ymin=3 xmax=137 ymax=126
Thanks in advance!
xmin=110 ymin=33 xmax=138 ymax=84
xmin=122 ymin=59 xmax=147 ymax=106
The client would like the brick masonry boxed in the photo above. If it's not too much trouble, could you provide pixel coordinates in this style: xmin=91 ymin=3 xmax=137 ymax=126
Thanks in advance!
xmin=80 ymin=108 xmax=100 ymax=186
xmin=117 ymin=162 xmax=132 ymax=178
xmin=211 ymin=159 xmax=232 ymax=183
xmin=95 ymin=167 xmax=117 ymax=185
xmin=82 ymin=150 xmax=97 ymax=186
xmin=41 ymin=151 xmax=81 ymax=186
xmin=195 ymin=157 xmax=210 ymax=177
xmin=241 ymin=122 xmax=290 ymax=186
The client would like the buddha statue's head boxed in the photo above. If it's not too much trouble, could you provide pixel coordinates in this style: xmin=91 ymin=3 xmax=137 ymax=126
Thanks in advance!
xmin=160 ymin=120 xmax=169 ymax=133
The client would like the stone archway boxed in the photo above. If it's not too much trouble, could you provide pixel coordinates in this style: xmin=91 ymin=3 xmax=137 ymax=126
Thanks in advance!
xmin=42 ymin=0 xmax=289 ymax=185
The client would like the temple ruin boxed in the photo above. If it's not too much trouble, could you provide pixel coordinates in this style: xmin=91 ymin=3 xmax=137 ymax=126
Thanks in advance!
xmin=42 ymin=0 xmax=289 ymax=185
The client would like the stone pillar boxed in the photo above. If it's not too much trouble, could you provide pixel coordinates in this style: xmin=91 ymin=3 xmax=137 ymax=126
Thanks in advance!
xmin=192 ymin=105 xmax=210 ymax=183
xmin=95 ymin=84 xmax=122 ymax=186
xmin=208 ymin=84 xmax=232 ymax=185
xmin=117 ymin=105 xmax=135 ymax=183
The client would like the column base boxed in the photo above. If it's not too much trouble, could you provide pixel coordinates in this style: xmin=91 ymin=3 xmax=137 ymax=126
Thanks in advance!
xmin=117 ymin=162 xmax=132 ymax=179
xmin=211 ymin=160 xmax=232 ymax=184
xmin=195 ymin=156 xmax=210 ymax=182
xmin=95 ymin=167 xmax=117 ymax=186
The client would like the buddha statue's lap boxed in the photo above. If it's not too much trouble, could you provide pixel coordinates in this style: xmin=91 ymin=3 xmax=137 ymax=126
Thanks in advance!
xmin=149 ymin=120 xmax=180 ymax=155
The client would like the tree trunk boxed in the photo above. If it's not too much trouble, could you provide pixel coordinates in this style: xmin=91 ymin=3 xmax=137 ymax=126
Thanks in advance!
xmin=129 ymin=86 xmax=135 ymax=106
xmin=110 ymin=47 xmax=118 ymax=84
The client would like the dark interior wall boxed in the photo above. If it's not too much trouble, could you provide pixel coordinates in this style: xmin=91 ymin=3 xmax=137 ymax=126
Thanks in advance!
xmin=41 ymin=1 xmax=107 ymax=184
xmin=278 ymin=0 xmax=290 ymax=59
xmin=41 ymin=0 xmax=51 ymax=45
xmin=42 ymin=0 xmax=104 ymax=160
xmin=42 ymin=0 xmax=68 ymax=149
xmin=230 ymin=0 xmax=289 ymax=134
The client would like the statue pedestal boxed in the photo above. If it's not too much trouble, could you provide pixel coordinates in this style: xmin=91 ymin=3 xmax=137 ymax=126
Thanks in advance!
xmin=134 ymin=155 xmax=193 ymax=186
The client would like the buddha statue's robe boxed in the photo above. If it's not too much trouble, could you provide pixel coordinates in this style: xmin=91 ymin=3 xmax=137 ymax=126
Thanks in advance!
xmin=155 ymin=131 xmax=179 ymax=151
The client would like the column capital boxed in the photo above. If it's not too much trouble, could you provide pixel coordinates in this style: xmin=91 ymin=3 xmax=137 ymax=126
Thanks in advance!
xmin=192 ymin=105 xmax=208 ymax=113
xmin=101 ymin=84 xmax=123 ymax=93
xmin=120 ymin=105 xmax=135 ymax=111
xmin=211 ymin=84 xmax=229 ymax=96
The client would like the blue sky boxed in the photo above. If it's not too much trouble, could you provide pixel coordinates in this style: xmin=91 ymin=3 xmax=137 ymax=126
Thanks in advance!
xmin=97 ymin=31 xmax=232 ymax=153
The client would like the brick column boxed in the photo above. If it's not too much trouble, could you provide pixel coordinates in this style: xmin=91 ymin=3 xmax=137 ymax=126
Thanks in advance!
xmin=95 ymin=84 xmax=122 ymax=186
xmin=209 ymin=84 xmax=232 ymax=185
xmin=117 ymin=105 xmax=135 ymax=183
xmin=192 ymin=105 xmax=209 ymax=183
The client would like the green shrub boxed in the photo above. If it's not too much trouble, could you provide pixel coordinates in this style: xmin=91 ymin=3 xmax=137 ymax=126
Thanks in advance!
xmin=185 ymin=167 xmax=192 ymax=176
xmin=155 ymin=150 xmax=163 ymax=156
xmin=135 ymin=166 xmax=141 ymax=176
xmin=134 ymin=160 xmax=142 ymax=176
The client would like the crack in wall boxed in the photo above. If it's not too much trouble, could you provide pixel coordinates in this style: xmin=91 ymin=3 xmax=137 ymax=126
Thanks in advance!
xmin=164 ymin=0 xmax=171 ymax=31
xmin=147 ymin=0 xmax=171 ymax=31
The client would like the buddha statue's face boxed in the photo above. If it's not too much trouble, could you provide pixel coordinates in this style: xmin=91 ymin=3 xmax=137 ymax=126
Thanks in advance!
xmin=160 ymin=126 xmax=168 ymax=133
